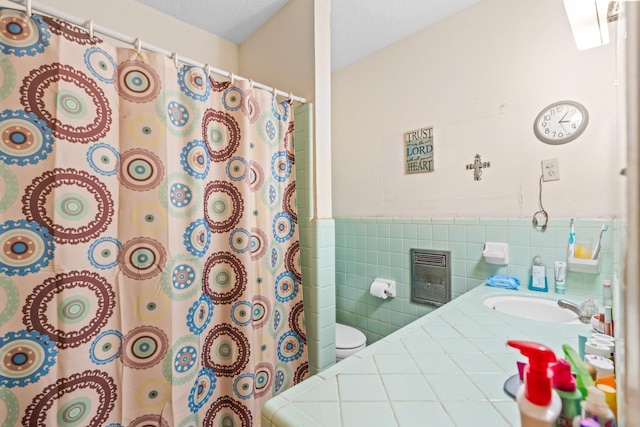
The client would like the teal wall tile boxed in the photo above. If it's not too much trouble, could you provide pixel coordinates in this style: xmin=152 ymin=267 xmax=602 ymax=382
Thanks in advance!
xmin=448 ymin=225 xmax=466 ymax=242
xmin=333 ymin=216 xmax=615 ymax=346
xmin=433 ymin=225 xmax=448 ymax=241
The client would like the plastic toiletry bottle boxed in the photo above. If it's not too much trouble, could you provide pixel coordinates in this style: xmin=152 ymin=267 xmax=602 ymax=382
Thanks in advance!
xmin=602 ymin=280 xmax=613 ymax=308
xmin=529 ymin=255 xmax=548 ymax=292
xmin=576 ymin=419 xmax=601 ymax=427
xmin=552 ymin=359 xmax=582 ymax=427
xmin=582 ymin=386 xmax=616 ymax=427
xmin=507 ymin=340 xmax=561 ymax=427
xmin=554 ymin=261 xmax=567 ymax=294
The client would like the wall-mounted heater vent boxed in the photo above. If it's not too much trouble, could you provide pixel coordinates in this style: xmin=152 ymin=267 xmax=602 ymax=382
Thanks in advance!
xmin=410 ymin=248 xmax=451 ymax=307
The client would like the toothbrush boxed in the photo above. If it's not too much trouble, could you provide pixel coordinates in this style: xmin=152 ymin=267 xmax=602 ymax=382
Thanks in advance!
xmin=591 ymin=224 xmax=608 ymax=260
xmin=568 ymin=218 xmax=575 ymax=258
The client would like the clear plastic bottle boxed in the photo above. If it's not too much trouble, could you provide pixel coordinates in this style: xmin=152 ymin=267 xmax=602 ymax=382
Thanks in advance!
xmin=602 ymin=280 xmax=612 ymax=308
xmin=582 ymin=386 xmax=616 ymax=427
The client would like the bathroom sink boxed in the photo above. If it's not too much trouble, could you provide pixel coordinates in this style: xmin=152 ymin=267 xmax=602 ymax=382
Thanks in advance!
xmin=483 ymin=295 xmax=581 ymax=324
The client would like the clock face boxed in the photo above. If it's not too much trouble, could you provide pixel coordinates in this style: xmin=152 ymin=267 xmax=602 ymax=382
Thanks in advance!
xmin=533 ymin=101 xmax=589 ymax=144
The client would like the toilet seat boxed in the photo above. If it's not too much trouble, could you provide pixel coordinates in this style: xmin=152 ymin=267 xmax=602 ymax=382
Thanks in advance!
xmin=335 ymin=323 xmax=366 ymax=350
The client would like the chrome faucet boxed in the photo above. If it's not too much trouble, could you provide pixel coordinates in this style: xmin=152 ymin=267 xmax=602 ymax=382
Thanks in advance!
xmin=557 ymin=299 xmax=594 ymax=324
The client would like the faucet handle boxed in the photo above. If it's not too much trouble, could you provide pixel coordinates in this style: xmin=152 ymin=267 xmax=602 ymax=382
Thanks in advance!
xmin=580 ymin=298 xmax=599 ymax=317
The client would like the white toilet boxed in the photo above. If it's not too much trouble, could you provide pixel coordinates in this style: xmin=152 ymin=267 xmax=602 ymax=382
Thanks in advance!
xmin=335 ymin=323 xmax=367 ymax=362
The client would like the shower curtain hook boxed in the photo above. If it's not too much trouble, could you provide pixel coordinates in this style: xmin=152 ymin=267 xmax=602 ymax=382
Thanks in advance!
xmin=272 ymin=86 xmax=278 ymax=99
xmin=229 ymin=73 xmax=235 ymax=85
xmin=287 ymin=92 xmax=294 ymax=103
xmin=26 ymin=0 xmax=32 ymax=17
xmin=134 ymin=38 xmax=142 ymax=55
xmin=204 ymin=64 xmax=211 ymax=77
xmin=248 ymin=79 xmax=254 ymax=90
xmin=172 ymin=52 xmax=179 ymax=68
xmin=87 ymin=20 xmax=94 ymax=40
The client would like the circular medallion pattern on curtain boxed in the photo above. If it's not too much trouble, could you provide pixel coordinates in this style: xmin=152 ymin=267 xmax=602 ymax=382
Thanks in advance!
xmin=0 ymin=329 xmax=57 ymax=387
xmin=202 ymin=108 xmax=241 ymax=161
xmin=0 ymin=109 xmax=54 ymax=165
xmin=203 ymin=396 xmax=252 ymax=427
xmin=89 ymin=329 xmax=123 ymax=365
xmin=183 ymin=218 xmax=211 ymax=257
xmin=0 ymin=10 xmax=50 ymax=56
xmin=118 ymin=148 xmax=165 ymax=191
xmin=0 ymin=219 xmax=55 ymax=276
xmin=22 ymin=168 xmax=114 ymax=244
xmin=118 ymin=237 xmax=167 ymax=280
xmin=202 ymin=323 xmax=250 ymax=377
xmin=204 ymin=180 xmax=244 ymax=232
xmin=188 ymin=367 xmax=216 ymax=412
xmin=23 ymin=270 xmax=115 ymax=349
xmin=178 ymin=65 xmax=210 ymax=102
xmin=186 ymin=294 xmax=214 ymax=335
xmin=202 ymin=251 xmax=247 ymax=303
xmin=121 ymin=325 xmax=169 ymax=369
xmin=83 ymin=47 xmax=117 ymax=84
xmin=87 ymin=237 xmax=121 ymax=270
xmin=116 ymin=59 xmax=161 ymax=103
xmin=20 ymin=62 xmax=112 ymax=142
xmin=86 ymin=142 xmax=120 ymax=176
xmin=180 ymin=139 xmax=210 ymax=179
xmin=22 ymin=369 xmax=115 ymax=426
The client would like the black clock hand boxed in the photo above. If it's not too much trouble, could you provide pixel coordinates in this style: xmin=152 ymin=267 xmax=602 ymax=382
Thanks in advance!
xmin=558 ymin=112 xmax=569 ymax=123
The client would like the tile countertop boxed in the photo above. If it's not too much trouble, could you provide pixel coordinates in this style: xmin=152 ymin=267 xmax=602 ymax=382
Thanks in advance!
xmin=261 ymin=284 xmax=594 ymax=427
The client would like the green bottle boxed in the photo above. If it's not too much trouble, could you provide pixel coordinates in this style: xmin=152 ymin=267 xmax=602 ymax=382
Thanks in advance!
xmin=553 ymin=359 xmax=582 ymax=427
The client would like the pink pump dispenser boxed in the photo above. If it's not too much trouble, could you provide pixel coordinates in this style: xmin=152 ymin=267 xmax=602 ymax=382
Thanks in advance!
xmin=507 ymin=340 xmax=562 ymax=427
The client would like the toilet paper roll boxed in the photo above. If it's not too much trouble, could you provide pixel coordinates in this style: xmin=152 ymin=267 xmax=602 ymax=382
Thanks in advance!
xmin=585 ymin=341 xmax=612 ymax=358
xmin=370 ymin=281 xmax=389 ymax=299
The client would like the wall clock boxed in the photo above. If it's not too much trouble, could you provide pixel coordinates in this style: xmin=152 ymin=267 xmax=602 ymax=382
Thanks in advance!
xmin=533 ymin=100 xmax=589 ymax=145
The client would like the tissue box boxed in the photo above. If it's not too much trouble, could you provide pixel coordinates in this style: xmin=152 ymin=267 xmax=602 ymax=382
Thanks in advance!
xmin=483 ymin=242 xmax=509 ymax=265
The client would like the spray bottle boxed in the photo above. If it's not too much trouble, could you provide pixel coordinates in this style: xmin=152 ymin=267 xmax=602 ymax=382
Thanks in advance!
xmin=507 ymin=340 xmax=561 ymax=427
xmin=552 ymin=359 xmax=582 ymax=427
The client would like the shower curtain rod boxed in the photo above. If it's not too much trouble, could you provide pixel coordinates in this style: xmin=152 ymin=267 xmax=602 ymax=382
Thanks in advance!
xmin=7 ymin=0 xmax=307 ymax=104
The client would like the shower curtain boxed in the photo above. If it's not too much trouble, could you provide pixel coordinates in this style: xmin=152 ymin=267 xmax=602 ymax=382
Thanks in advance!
xmin=0 ymin=7 xmax=307 ymax=426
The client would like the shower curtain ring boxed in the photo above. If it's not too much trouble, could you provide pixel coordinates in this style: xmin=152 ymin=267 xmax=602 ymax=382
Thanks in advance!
xmin=26 ymin=0 xmax=32 ymax=17
xmin=134 ymin=38 xmax=142 ymax=55
xmin=204 ymin=64 xmax=211 ymax=77
xmin=87 ymin=20 xmax=94 ymax=39
xmin=272 ymin=86 xmax=278 ymax=98
xmin=172 ymin=52 xmax=179 ymax=68
xmin=248 ymin=79 xmax=254 ymax=90
xmin=287 ymin=92 xmax=294 ymax=103
xmin=229 ymin=73 xmax=235 ymax=85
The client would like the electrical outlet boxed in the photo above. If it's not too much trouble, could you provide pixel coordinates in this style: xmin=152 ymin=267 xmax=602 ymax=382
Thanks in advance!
xmin=541 ymin=159 xmax=560 ymax=182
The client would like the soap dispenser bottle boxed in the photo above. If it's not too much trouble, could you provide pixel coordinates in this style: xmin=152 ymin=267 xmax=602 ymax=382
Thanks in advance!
xmin=507 ymin=340 xmax=561 ymax=427
xmin=552 ymin=359 xmax=582 ymax=427
xmin=529 ymin=255 xmax=549 ymax=292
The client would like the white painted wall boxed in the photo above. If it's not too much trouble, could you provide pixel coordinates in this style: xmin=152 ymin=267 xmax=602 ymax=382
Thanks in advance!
xmin=0 ymin=0 xmax=238 ymax=72
xmin=240 ymin=0 xmax=333 ymax=219
xmin=332 ymin=0 xmax=621 ymax=219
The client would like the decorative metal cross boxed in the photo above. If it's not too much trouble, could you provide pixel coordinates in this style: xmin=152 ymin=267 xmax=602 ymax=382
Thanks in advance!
xmin=466 ymin=153 xmax=490 ymax=181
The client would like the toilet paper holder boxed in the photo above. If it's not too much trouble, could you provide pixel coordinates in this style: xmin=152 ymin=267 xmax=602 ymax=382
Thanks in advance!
xmin=371 ymin=278 xmax=396 ymax=298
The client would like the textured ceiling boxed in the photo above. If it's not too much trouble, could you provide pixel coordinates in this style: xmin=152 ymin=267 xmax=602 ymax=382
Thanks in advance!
xmin=136 ymin=0 xmax=479 ymax=71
